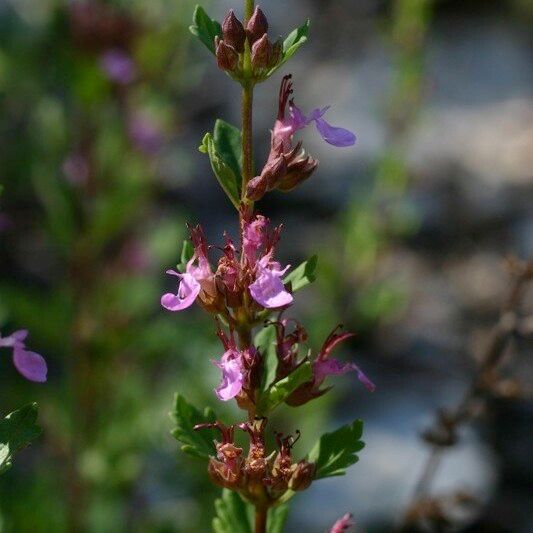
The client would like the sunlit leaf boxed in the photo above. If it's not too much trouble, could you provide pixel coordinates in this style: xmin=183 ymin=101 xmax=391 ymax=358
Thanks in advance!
xmin=259 ymin=362 xmax=312 ymax=413
xmin=189 ymin=5 xmax=222 ymax=55
xmin=0 ymin=403 xmax=41 ymax=475
xmin=170 ymin=394 xmax=217 ymax=459
xmin=284 ymin=255 xmax=318 ymax=292
xmin=308 ymin=420 xmax=365 ymax=479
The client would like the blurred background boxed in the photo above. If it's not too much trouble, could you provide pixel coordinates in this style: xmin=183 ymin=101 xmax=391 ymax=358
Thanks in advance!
xmin=0 ymin=0 xmax=531 ymax=531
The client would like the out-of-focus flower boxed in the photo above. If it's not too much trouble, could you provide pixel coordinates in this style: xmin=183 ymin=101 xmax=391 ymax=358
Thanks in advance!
xmin=99 ymin=49 xmax=137 ymax=84
xmin=128 ymin=114 xmax=164 ymax=155
xmin=330 ymin=513 xmax=355 ymax=533
xmin=0 ymin=213 xmax=13 ymax=233
xmin=0 ymin=329 xmax=47 ymax=383
xmin=249 ymin=254 xmax=293 ymax=309
xmin=62 ymin=153 xmax=90 ymax=186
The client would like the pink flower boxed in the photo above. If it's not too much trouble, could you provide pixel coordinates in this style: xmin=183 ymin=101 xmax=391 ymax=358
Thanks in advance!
xmin=243 ymin=214 xmax=268 ymax=265
xmin=273 ymin=75 xmax=356 ymax=150
xmin=0 ymin=329 xmax=47 ymax=383
xmin=330 ymin=513 xmax=355 ymax=533
xmin=160 ymin=260 xmax=204 ymax=311
xmin=213 ymin=349 xmax=244 ymax=401
xmin=314 ymin=328 xmax=375 ymax=392
xmin=249 ymin=255 xmax=293 ymax=309
xmin=161 ymin=226 xmax=214 ymax=312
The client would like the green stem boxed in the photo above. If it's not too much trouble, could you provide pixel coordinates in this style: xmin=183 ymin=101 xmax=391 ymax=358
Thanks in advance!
xmin=244 ymin=0 xmax=254 ymax=21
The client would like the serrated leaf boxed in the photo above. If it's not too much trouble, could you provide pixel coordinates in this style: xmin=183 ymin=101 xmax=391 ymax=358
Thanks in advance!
xmin=268 ymin=20 xmax=310 ymax=75
xmin=212 ymin=489 xmax=289 ymax=533
xmin=214 ymin=119 xmax=242 ymax=187
xmin=284 ymin=255 xmax=318 ymax=292
xmin=0 ymin=403 xmax=41 ymax=475
xmin=203 ymin=132 xmax=241 ymax=209
xmin=170 ymin=394 xmax=217 ymax=459
xmin=177 ymin=240 xmax=194 ymax=272
xmin=189 ymin=5 xmax=222 ymax=55
xmin=308 ymin=420 xmax=365 ymax=479
xmin=259 ymin=362 xmax=313 ymax=413
xmin=255 ymin=324 xmax=278 ymax=392
xmin=212 ymin=489 xmax=253 ymax=533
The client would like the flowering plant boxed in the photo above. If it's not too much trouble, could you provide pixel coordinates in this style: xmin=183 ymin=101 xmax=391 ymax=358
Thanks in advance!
xmin=165 ymin=3 xmax=374 ymax=531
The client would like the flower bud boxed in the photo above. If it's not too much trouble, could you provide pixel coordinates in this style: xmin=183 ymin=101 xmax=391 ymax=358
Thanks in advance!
xmin=251 ymin=33 xmax=272 ymax=70
xmin=246 ymin=6 xmax=268 ymax=44
xmin=246 ymin=154 xmax=287 ymax=201
xmin=222 ymin=9 xmax=246 ymax=53
xmin=215 ymin=37 xmax=239 ymax=72
xmin=288 ymin=460 xmax=315 ymax=491
xmin=277 ymin=155 xmax=318 ymax=192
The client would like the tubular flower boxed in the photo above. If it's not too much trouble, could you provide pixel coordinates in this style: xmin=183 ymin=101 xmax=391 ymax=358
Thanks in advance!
xmin=161 ymin=225 xmax=215 ymax=312
xmin=286 ymin=327 xmax=374 ymax=406
xmin=249 ymin=255 xmax=293 ymax=309
xmin=247 ymin=75 xmax=355 ymax=200
xmin=0 ymin=329 xmax=47 ymax=383
xmin=213 ymin=348 xmax=244 ymax=401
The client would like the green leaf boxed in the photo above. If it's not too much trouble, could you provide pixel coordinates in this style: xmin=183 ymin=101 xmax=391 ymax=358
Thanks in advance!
xmin=170 ymin=394 xmax=217 ymax=459
xmin=267 ymin=504 xmax=290 ymax=533
xmin=177 ymin=240 xmax=194 ymax=272
xmin=259 ymin=362 xmax=312 ymax=413
xmin=214 ymin=119 xmax=242 ymax=187
xmin=0 ymin=403 xmax=41 ymax=475
xmin=189 ymin=5 xmax=222 ymax=55
xmin=255 ymin=324 xmax=278 ymax=392
xmin=201 ymin=132 xmax=241 ymax=209
xmin=308 ymin=420 xmax=365 ymax=479
xmin=212 ymin=489 xmax=289 ymax=533
xmin=268 ymin=20 xmax=310 ymax=75
xmin=212 ymin=490 xmax=253 ymax=533
xmin=284 ymin=255 xmax=318 ymax=292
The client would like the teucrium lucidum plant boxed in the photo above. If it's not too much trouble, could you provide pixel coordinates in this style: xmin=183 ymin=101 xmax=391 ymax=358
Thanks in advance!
xmin=165 ymin=3 xmax=374 ymax=531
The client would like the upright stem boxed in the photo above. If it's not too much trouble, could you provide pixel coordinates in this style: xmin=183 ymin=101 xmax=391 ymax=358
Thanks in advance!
xmin=244 ymin=0 xmax=254 ymax=21
xmin=241 ymin=3 xmax=267 ymax=532
xmin=254 ymin=507 xmax=267 ymax=533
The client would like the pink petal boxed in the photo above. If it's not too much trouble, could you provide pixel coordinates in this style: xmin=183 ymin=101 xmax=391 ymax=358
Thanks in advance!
xmin=13 ymin=347 xmax=47 ymax=383
xmin=315 ymin=359 xmax=375 ymax=392
xmin=161 ymin=273 xmax=201 ymax=311
xmin=314 ymin=117 xmax=356 ymax=147
xmin=249 ymin=268 xmax=293 ymax=309
xmin=213 ymin=354 xmax=243 ymax=401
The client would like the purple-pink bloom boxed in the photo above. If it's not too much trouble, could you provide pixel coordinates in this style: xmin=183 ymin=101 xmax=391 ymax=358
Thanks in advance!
xmin=330 ymin=513 xmax=355 ymax=533
xmin=213 ymin=349 xmax=244 ymax=401
xmin=249 ymin=255 xmax=293 ymax=309
xmin=315 ymin=327 xmax=375 ymax=392
xmin=0 ymin=329 xmax=47 ymax=383
xmin=161 ymin=263 xmax=202 ymax=312
xmin=243 ymin=215 xmax=268 ymax=265
xmin=314 ymin=359 xmax=375 ymax=392
xmin=272 ymin=77 xmax=356 ymax=149
xmin=99 ymin=49 xmax=136 ymax=84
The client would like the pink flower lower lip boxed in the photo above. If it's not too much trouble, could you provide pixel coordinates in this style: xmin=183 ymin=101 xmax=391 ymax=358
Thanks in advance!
xmin=0 ymin=329 xmax=47 ymax=383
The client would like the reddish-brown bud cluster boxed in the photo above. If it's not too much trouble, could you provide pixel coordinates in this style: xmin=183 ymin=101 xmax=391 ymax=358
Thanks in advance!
xmin=215 ymin=7 xmax=282 ymax=77
xmin=196 ymin=419 xmax=315 ymax=504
